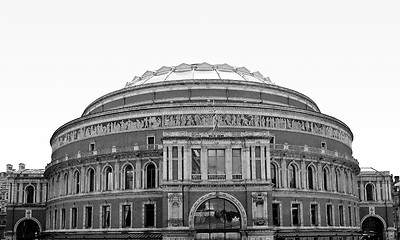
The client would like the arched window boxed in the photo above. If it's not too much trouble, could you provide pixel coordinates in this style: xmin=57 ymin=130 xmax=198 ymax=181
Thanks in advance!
xmin=307 ymin=165 xmax=314 ymax=190
xmin=323 ymin=168 xmax=329 ymax=191
xmin=74 ymin=171 xmax=80 ymax=194
xmin=271 ymin=163 xmax=278 ymax=188
xmin=64 ymin=173 xmax=69 ymax=195
xmin=288 ymin=164 xmax=297 ymax=188
xmin=366 ymin=183 xmax=374 ymax=201
xmin=88 ymin=168 xmax=95 ymax=192
xmin=26 ymin=185 xmax=35 ymax=203
xmin=146 ymin=163 xmax=156 ymax=189
xmin=335 ymin=170 xmax=340 ymax=192
xmin=104 ymin=167 xmax=113 ymax=191
xmin=124 ymin=165 xmax=134 ymax=190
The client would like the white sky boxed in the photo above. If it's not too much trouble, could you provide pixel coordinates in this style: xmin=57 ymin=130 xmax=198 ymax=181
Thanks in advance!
xmin=0 ymin=1 xmax=399 ymax=177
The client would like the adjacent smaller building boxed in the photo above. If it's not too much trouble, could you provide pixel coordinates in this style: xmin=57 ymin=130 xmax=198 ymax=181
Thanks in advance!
xmin=4 ymin=164 xmax=46 ymax=240
xmin=393 ymin=176 xmax=400 ymax=240
xmin=358 ymin=168 xmax=395 ymax=240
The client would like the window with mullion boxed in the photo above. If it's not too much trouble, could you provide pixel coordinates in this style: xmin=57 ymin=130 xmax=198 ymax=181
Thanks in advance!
xmin=208 ymin=149 xmax=225 ymax=177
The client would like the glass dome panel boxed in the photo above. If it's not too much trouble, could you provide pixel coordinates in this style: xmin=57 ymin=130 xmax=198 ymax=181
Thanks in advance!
xmin=166 ymin=71 xmax=194 ymax=81
xmin=192 ymin=70 xmax=220 ymax=79
xmin=217 ymin=71 xmax=244 ymax=81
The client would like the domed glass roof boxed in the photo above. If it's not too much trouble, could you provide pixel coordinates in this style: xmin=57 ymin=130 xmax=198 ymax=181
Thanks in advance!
xmin=125 ymin=63 xmax=273 ymax=88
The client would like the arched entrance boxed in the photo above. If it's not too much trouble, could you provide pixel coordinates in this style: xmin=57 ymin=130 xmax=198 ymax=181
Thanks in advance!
xmin=189 ymin=192 xmax=246 ymax=240
xmin=362 ymin=216 xmax=384 ymax=240
xmin=15 ymin=219 xmax=40 ymax=240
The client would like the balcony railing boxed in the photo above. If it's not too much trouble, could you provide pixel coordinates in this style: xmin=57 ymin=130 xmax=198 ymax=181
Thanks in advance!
xmin=270 ymin=143 xmax=358 ymax=164
xmin=49 ymin=144 xmax=163 ymax=167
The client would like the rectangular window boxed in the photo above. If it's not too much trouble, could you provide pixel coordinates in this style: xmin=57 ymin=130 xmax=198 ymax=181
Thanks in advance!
xmin=339 ymin=205 xmax=344 ymax=226
xmin=49 ymin=210 xmax=52 ymax=230
xmin=85 ymin=206 xmax=92 ymax=228
xmin=272 ymin=203 xmax=280 ymax=226
xmin=327 ymin=205 xmax=333 ymax=226
xmin=71 ymin=208 xmax=77 ymax=229
xmin=147 ymin=135 xmax=155 ymax=149
xmin=192 ymin=149 xmax=201 ymax=180
xmin=89 ymin=142 xmax=95 ymax=151
xmin=172 ymin=146 xmax=178 ymax=180
xmin=144 ymin=204 xmax=155 ymax=227
xmin=269 ymin=136 xmax=275 ymax=144
xmin=122 ymin=205 xmax=132 ymax=228
xmin=292 ymin=203 xmax=300 ymax=226
xmin=232 ymin=149 xmax=242 ymax=179
xmin=102 ymin=205 xmax=111 ymax=228
xmin=208 ymin=149 xmax=225 ymax=179
xmin=310 ymin=204 xmax=318 ymax=226
xmin=54 ymin=209 xmax=58 ymax=229
xmin=348 ymin=206 xmax=352 ymax=226
xmin=191 ymin=149 xmax=201 ymax=180
xmin=61 ymin=209 xmax=66 ymax=229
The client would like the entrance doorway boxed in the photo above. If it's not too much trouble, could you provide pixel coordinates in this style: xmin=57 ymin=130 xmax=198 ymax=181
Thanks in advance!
xmin=16 ymin=219 xmax=40 ymax=240
xmin=362 ymin=216 xmax=384 ymax=240
xmin=194 ymin=198 xmax=241 ymax=240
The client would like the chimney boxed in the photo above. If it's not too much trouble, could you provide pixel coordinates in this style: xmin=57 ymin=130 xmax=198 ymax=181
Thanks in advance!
xmin=395 ymin=176 xmax=399 ymax=183
xmin=19 ymin=163 xmax=25 ymax=171
xmin=6 ymin=164 xmax=13 ymax=172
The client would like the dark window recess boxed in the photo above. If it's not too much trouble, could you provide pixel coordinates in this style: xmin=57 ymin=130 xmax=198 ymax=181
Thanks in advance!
xmin=122 ymin=205 xmax=132 ymax=228
xmin=272 ymin=203 xmax=280 ymax=226
xmin=144 ymin=204 xmax=155 ymax=227
xmin=311 ymin=204 xmax=318 ymax=226
xmin=89 ymin=143 xmax=95 ymax=151
xmin=292 ymin=204 xmax=300 ymax=226
xmin=146 ymin=164 xmax=156 ymax=189
xmin=86 ymin=206 xmax=92 ymax=228
xmin=71 ymin=208 xmax=77 ymax=229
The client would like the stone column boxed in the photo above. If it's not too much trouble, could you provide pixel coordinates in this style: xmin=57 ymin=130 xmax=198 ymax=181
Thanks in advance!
xmin=300 ymin=160 xmax=306 ymax=189
xmin=135 ymin=160 xmax=141 ymax=188
xmin=36 ymin=182 xmax=41 ymax=203
xmin=178 ymin=145 xmax=183 ymax=180
xmin=168 ymin=146 xmax=173 ymax=181
xmin=245 ymin=146 xmax=251 ymax=180
xmin=114 ymin=162 xmax=120 ymax=190
xmin=265 ymin=145 xmax=271 ymax=181
xmin=360 ymin=181 xmax=365 ymax=201
xmin=226 ymin=145 xmax=232 ymax=180
xmin=201 ymin=147 xmax=207 ymax=180
xmin=18 ymin=183 xmax=23 ymax=203
xmin=377 ymin=181 xmax=382 ymax=201
xmin=96 ymin=165 xmax=101 ymax=191
xmin=251 ymin=146 xmax=255 ymax=180
xmin=81 ymin=166 xmax=86 ymax=193
xmin=317 ymin=163 xmax=323 ymax=190
xmin=163 ymin=146 xmax=168 ymax=181
xmin=260 ymin=145 xmax=266 ymax=180
xmin=387 ymin=179 xmax=392 ymax=201
xmin=331 ymin=165 xmax=336 ymax=192
xmin=43 ymin=183 xmax=48 ymax=202
xmin=281 ymin=158 xmax=287 ymax=188
xmin=184 ymin=144 xmax=190 ymax=181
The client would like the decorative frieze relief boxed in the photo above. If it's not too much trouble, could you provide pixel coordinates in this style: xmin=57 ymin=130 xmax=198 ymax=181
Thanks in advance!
xmin=52 ymin=113 xmax=352 ymax=151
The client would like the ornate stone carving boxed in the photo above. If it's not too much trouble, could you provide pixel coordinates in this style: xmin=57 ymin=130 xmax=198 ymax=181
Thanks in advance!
xmin=53 ymin=113 xmax=352 ymax=150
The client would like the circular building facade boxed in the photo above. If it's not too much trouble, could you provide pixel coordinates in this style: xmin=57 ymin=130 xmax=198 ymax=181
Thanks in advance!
xmin=44 ymin=63 xmax=360 ymax=240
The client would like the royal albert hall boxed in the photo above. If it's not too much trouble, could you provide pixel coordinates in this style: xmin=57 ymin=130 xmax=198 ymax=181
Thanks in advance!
xmin=44 ymin=63 xmax=361 ymax=240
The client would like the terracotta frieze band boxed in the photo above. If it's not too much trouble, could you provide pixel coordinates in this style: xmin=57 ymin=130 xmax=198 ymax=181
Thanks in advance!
xmin=52 ymin=114 xmax=352 ymax=151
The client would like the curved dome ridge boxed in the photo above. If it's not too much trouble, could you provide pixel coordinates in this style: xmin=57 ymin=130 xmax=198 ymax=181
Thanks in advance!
xmin=125 ymin=63 xmax=273 ymax=88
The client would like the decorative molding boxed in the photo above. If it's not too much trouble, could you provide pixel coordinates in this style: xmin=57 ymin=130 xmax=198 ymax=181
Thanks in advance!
xmin=52 ymin=113 xmax=352 ymax=151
